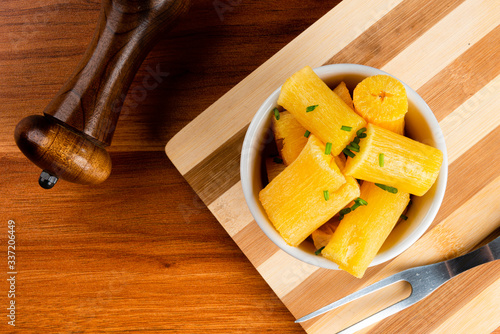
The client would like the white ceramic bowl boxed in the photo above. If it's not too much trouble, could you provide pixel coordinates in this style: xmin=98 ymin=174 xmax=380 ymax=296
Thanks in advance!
xmin=240 ymin=64 xmax=448 ymax=270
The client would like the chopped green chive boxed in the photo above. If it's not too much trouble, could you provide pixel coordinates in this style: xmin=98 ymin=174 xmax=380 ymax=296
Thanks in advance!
xmin=400 ymin=214 xmax=408 ymax=220
xmin=339 ymin=197 xmax=369 ymax=217
xmin=379 ymin=153 xmax=385 ymax=167
xmin=315 ymin=246 xmax=325 ymax=255
xmin=273 ymin=157 xmax=283 ymax=164
xmin=341 ymin=125 xmax=352 ymax=131
xmin=339 ymin=208 xmax=351 ymax=216
xmin=343 ymin=148 xmax=355 ymax=158
xmin=353 ymin=137 xmax=360 ymax=144
xmin=339 ymin=207 xmax=352 ymax=221
xmin=375 ymin=183 xmax=398 ymax=193
xmin=356 ymin=127 xmax=367 ymax=136
xmin=346 ymin=144 xmax=360 ymax=152
xmin=306 ymin=105 xmax=319 ymax=112
xmin=273 ymin=108 xmax=280 ymax=120
xmin=325 ymin=142 xmax=332 ymax=155
xmin=304 ymin=130 xmax=311 ymax=138
xmin=350 ymin=142 xmax=360 ymax=150
xmin=323 ymin=190 xmax=329 ymax=201
xmin=358 ymin=133 xmax=367 ymax=138
xmin=355 ymin=197 xmax=368 ymax=206
xmin=350 ymin=203 xmax=361 ymax=211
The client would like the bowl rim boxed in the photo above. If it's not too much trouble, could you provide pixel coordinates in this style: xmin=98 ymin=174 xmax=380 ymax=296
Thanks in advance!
xmin=240 ymin=63 xmax=448 ymax=270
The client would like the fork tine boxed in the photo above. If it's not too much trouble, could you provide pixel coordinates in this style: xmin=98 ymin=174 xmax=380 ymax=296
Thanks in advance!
xmin=295 ymin=272 xmax=407 ymax=323
xmin=336 ymin=295 xmax=419 ymax=334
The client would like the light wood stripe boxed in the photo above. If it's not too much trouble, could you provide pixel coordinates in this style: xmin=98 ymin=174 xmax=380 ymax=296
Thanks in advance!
xmin=282 ymin=125 xmax=500 ymax=314
xmin=327 ymin=0 xmax=465 ymax=68
xmin=207 ymin=181 xmax=254 ymax=237
xmin=381 ymin=0 xmax=500 ymax=89
xmin=440 ymin=74 xmax=500 ymax=164
xmin=429 ymin=274 xmax=500 ymax=334
xmin=257 ymin=250 xmax=320 ymax=299
xmin=305 ymin=174 xmax=500 ymax=332
xmin=417 ymin=25 xmax=500 ymax=122
xmin=166 ymin=0 xmax=405 ymax=175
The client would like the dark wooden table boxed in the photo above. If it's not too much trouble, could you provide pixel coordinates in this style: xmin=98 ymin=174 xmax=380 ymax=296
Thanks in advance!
xmin=1 ymin=1 xmax=499 ymax=333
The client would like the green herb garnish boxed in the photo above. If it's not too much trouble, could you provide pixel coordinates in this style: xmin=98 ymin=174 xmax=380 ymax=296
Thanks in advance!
xmin=338 ymin=207 xmax=351 ymax=221
xmin=342 ymin=128 xmax=366 ymax=159
xmin=343 ymin=148 xmax=355 ymax=158
xmin=325 ymin=142 xmax=332 ymax=155
xmin=355 ymin=197 xmax=368 ymax=206
xmin=400 ymin=214 xmax=408 ymax=220
xmin=306 ymin=105 xmax=318 ymax=112
xmin=351 ymin=203 xmax=361 ymax=211
xmin=323 ymin=190 xmax=329 ymax=201
xmin=356 ymin=127 xmax=367 ymax=136
xmin=341 ymin=125 xmax=352 ymax=131
xmin=273 ymin=157 xmax=283 ymax=164
xmin=346 ymin=144 xmax=360 ymax=152
xmin=375 ymin=183 xmax=398 ymax=193
xmin=379 ymin=153 xmax=385 ymax=167
xmin=339 ymin=208 xmax=351 ymax=215
xmin=350 ymin=142 xmax=360 ymax=150
xmin=351 ymin=197 xmax=367 ymax=211
xmin=304 ymin=130 xmax=311 ymax=138
xmin=273 ymin=108 xmax=280 ymax=120
xmin=315 ymin=246 xmax=325 ymax=255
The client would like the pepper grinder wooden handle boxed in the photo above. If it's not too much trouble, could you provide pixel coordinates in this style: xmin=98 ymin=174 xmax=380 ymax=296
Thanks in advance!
xmin=14 ymin=0 xmax=190 ymax=189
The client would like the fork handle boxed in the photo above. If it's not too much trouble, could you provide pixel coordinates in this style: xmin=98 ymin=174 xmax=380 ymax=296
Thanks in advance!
xmin=445 ymin=235 xmax=500 ymax=277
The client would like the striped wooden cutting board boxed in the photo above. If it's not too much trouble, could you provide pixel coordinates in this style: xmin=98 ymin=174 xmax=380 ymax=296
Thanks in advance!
xmin=166 ymin=0 xmax=500 ymax=332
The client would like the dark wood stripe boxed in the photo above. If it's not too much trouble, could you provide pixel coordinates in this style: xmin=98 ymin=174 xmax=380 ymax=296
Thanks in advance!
xmin=233 ymin=220 xmax=280 ymax=268
xmin=418 ymin=25 xmax=500 ymax=122
xmin=282 ymin=125 xmax=500 ymax=315
xmin=183 ymin=125 xmax=248 ymax=205
xmin=326 ymin=0 xmax=465 ymax=68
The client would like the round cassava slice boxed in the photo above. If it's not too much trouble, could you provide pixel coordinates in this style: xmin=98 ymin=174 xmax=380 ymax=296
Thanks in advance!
xmin=353 ymin=75 xmax=408 ymax=135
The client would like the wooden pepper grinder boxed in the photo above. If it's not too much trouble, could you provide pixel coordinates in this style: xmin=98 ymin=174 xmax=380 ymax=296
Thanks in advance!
xmin=14 ymin=0 xmax=190 ymax=189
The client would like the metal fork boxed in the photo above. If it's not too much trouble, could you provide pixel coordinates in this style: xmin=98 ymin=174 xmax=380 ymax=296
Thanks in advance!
xmin=295 ymin=235 xmax=500 ymax=333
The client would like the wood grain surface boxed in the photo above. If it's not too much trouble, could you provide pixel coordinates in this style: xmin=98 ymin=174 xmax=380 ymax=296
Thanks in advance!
xmin=0 ymin=0 xmax=343 ymax=333
xmin=166 ymin=0 xmax=500 ymax=333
